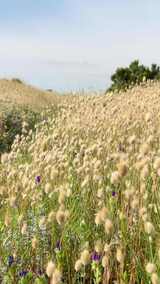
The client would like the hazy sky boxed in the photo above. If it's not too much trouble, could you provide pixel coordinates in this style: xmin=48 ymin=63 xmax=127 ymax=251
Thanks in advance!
xmin=0 ymin=0 xmax=160 ymax=91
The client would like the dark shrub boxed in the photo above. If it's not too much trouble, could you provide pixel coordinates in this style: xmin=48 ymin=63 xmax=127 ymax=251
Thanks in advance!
xmin=0 ymin=107 xmax=41 ymax=154
xmin=106 ymin=60 xmax=160 ymax=93
xmin=11 ymin=78 xmax=23 ymax=84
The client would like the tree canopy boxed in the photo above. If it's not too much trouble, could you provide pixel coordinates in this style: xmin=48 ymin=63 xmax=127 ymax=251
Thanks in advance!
xmin=106 ymin=60 xmax=160 ymax=93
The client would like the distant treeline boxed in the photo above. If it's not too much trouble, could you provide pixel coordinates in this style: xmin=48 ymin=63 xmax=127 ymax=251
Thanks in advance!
xmin=106 ymin=60 xmax=160 ymax=93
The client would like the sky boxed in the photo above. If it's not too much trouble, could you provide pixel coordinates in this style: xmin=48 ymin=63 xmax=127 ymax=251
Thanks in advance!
xmin=0 ymin=0 xmax=160 ymax=91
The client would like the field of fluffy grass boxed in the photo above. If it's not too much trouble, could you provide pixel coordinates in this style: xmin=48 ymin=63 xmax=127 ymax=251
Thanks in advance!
xmin=1 ymin=81 xmax=160 ymax=283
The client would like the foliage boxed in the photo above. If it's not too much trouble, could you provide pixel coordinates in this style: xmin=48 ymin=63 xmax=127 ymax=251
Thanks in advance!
xmin=11 ymin=78 xmax=23 ymax=84
xmin=0 ymin=107 xmax=41 ymax=154
xmin=107 ymin=60 xmax=160 ymax=93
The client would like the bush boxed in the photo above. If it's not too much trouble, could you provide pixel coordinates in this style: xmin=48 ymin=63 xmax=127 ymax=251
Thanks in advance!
xmin=11 ymin=78 xmax=23 ymax=84
xmin=106 ymin=60 xmax=160 ymax=93
xmin=0 ymin=107 xmax=41 ymax=154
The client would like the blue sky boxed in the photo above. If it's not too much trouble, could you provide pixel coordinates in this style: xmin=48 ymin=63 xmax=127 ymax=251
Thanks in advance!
xmin=0 ymin=0 xmax=160 ymax=91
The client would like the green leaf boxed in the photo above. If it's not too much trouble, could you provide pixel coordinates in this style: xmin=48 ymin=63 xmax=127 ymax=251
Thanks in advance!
xmin=34 ymin=276 xmax=48 ymax=284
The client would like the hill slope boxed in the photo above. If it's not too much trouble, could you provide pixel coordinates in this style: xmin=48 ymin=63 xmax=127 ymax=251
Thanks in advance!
xmin=0 ymin=79 xmax=60 ymax=111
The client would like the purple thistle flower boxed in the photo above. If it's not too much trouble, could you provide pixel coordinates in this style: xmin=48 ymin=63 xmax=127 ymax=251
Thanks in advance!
xmin=35 ymin=175 xmax=41 ymax=184
xmin=112 ymin=191 xmax=116 ymax=197
xmin=91 ymin=251 xmax=101 ymax=262
xmin=19 ymin=270 xmax=28 ymax=277
xmin=8 ymin=255 xmax=14 ymax=267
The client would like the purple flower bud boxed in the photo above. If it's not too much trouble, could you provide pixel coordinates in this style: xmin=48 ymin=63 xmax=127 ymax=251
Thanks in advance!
xmin=35 ymin=176 xmax=41 ymax=184
xmin=91 ymin=251 xmax=101 ymax=262
xmin=112 ymin=191 xmax=116 ymax=197
xmin=8 ymin=255 xmax=14 ymax=267
xmin=19 ymin=270 xmax=28 ymax=277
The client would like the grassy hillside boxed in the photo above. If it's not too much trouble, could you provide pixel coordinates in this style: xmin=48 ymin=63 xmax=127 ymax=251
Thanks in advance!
xmin=1 ymin=81 xmax=160 ymax=283
xmin=0 ymin=79 xmax=60 ymax=111
xmin=0 ymin=79 xmax=61 ymax=154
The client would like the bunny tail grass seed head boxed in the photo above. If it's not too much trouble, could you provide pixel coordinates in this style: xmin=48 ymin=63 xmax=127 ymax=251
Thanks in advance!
xmin=46 ymin=261 xmax=55 ymax=278
xmin=151 ymin=273 xmax=159 ymax=284
xmin=50 ymin=268 xmax=62 ymax=284
xmin=80 ymin=249 xmax=90 ymax=266
xmin=146 ymin=263 xmax=156 ymax=274
xmin=75 ymin=259 xmax=82 ymax=272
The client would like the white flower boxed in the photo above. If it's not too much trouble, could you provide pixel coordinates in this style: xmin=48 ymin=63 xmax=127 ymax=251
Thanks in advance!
xmin=144 ymin=222 xmax=155 ymax=235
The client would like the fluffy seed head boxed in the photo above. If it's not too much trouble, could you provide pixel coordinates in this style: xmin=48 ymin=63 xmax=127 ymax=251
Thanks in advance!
xmin=146 ymin=262 xmax=156 ymax=274
xmin=140 ymin=165 xmax=149 ymax=180
xmin=75 ymin=259 xmax=82 ymax=272
xmin=104 ymin=243 xmax=110 ymax=253
xmin=95 ymin=213 xmax=103 ymax=225
xmin=95 ymin=207 xmax=108 ymax=225
xmin=144 ymin=222 xmax=155 ymax=235
xmin=145 ymin=112 xmax=152 ymax=122
xmin=102 ymin=255 xmax=108 ymax=268
xmin=104 ymin=219 xmax=113 ymax=234
xmin=46 ymin=261 xmax=55 ymax=278
xmin=116 ymin=248 xmax=124 ymax=264
xmin=48 ymin=211 xmax=56 ymax=223
xmin=32 ymin=236 xmax=38 ymax=249
xmin=21 ymin=222 xmax=27 ymax=235
xmin=39 ymin=216 xmax=46 ymax=229
xmin=58 ymin=191 xmax=66 ymax=204
xmin=111 ymin=171 xmax=120 ymax=184
xmin=4 ymin=214 xmax=11 ymax=227
xmin=117 ymin=161 xmax=128 ymax=177
xmin=45 ymin=183 xmax=52 ymax=194
xmin=56 ymin=210 xmax=66 ymax=225
xmin=80 ymin=249 xmax=90 ymax=265
xmin=95 ymin=240 xmax=103 ymax=253
xmin=153 ymin=158 xmax=160 ymax=170
xmin=9 ymin=196 xmax=16 ymax=208
xmin=151 ymin=273 xmax=159 ymax=284
xmin=140 ymin=143 xmax=150 ymax=156
xmin=51 ymin=268 xmax=61 ymax=284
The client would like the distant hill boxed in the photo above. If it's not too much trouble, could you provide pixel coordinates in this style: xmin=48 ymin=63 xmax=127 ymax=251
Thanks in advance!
xmin=0 ymin=79 xmax=60 ymax=111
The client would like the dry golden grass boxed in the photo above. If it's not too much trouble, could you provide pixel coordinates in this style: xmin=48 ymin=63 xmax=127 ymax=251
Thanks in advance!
xmin=1 ymin=80 xmax=160 ymax=283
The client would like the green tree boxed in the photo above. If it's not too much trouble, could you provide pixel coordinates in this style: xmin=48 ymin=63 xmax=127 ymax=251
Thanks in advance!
xmin=106 ymin=60 xmax=160 ymax=93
